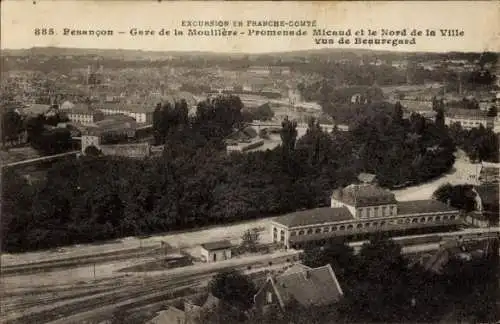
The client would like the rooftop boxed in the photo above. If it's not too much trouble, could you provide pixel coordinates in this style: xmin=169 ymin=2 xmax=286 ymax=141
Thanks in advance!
xmin=273 ymin=264 xmax=343 ymax=307
xmin=201 ymin=240 xmax=233 ymax=251
xmin=332 ymin=184 xmax=397 ymax=207
xmin=397 ymin=199 xmax=459 ymax=215
xmin=69 ymin=103 xmax=100 ymax=115
xmin=446 ymin=108 xmax=491 ymax=120
xmin=22 ymin=104 xmax=51 ymax=116
xmin=358 ymin=173 xmax=377 ymax=184
xmin=272 ymin=207 xmax=354 ymax=228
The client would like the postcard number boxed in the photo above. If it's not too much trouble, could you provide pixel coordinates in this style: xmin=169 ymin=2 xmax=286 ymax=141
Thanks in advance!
xmin=34 ymin=28 xmax=55 ymax=36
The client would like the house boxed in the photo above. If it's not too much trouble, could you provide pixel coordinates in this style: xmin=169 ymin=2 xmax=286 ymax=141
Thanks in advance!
xmin=59 ymin=100 xmax=75 ymax=111
xmin=253 ymin=263 xmax=343 ymax=313
xmin=200 ymin=240 xmax=233 ymax=263
xmin=225 ymin=126 xmax=264 ymax=153
xmin=66 ymin=104 xmax=105 ymax=126
xmin=98 ymin=102 xmax=154 ymax=124
xmin=445 ymin=108 xmax=494 ymax=130
xmin=147 ymin=293 xmax=221 ymax=324
xmin=271 ymin=182 xmax=461 ymax=249
xmin=22 ymin=104 xmax=53 ymax=117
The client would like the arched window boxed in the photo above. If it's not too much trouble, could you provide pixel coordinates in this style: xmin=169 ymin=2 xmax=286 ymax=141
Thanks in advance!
xmin=347 ymin=224 xmax=354 ymax=230
xmin=450 ymin=215 xmax=456 ymax=220
xmin=397 ymin=219 xmax=404 ymax=224
xmin=315 ymin=228 xmax=322 ymax=234
xmin=420 ymin=217 xmax=426 ymax=223
xmin=443 ymin=215 xmax=449 ymax=220
xmin=298 ymin=230 xmax=305 ymax=235
xmin=435 ymin=216 xmax=441 ymax=221
xmin=364 ymin=223 xmax=370 ymax=228
xmin=323 ymin=227 xmax=330 ymax=233
xmin=412 ymin=218 xmax=418 ymax=223
xmin=290 ymin=231 xmax=297 ymax=237
xmin=372 ymin=222 xmax=379 ymax=227
xmin=332 ymin=226 xmax=337 ymax=231
xmin=427 ymin=216 xmax=433 ymax=222
xmin=356 ymin=224 xmax=363 ymax=229
xmin=339 ymin=225 xmax=345 ymax=231
xmin=307 ymin=229 xmax=313 ymax=235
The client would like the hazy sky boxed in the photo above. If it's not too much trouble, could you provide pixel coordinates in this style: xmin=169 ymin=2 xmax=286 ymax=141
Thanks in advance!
xmin=1 ymin=1 xmax=499 ymax=53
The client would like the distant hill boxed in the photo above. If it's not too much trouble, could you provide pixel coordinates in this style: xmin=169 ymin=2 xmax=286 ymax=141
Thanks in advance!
xmin=2 ymin=46 xmax=496 ymax=61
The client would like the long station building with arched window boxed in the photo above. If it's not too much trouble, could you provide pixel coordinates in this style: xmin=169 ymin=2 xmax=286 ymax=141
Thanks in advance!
xmin=271 ymin=183 xmax=462 ymax=249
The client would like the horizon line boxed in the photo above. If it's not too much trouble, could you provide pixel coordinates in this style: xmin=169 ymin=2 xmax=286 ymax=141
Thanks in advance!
xmin=2 ymin=45 xmax=498 ymax=56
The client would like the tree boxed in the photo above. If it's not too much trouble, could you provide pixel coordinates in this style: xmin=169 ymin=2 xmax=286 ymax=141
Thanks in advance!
xmin=209 ymin=269 xmax=256 ymax=310
xmin=1 ymin=109 xmax=23 ymax=146
xmin=240 ymin=228 xmax=260 ymax=253
xmin=152 ymin=103 xmax=164 ymax=144
xmin=280 ymin=116 xmax=298 ymax=155
xmin=392 ymin=101 xmax=404 ymax=124
xmin=432 ymin=183 xmax=477 ymax=212
xmin=300 ymin=240 xmax=356 ymax=283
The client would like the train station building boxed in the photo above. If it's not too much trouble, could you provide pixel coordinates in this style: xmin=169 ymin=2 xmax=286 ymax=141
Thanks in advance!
xmin=271 ymin=183 xmax=462 ymax=249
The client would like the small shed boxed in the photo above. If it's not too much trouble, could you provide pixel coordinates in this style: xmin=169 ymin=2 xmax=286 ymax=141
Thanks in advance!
xmin=200 ymin=240 xmax=233 ymax=263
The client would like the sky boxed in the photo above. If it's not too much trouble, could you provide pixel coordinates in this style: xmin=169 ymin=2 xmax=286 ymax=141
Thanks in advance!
xmin=1 ymin=1 xmax=499 ymax=54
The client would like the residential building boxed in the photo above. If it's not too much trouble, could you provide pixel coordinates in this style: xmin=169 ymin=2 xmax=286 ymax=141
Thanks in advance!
xmin=271 ymin=183 xmax=461 ymax=249
xmin=248 ymin=66 xmax=271 ymax=76
xmin=88 ymin=114 xmax=138 ymax=140
xmin=445 ymin=108 xmax=494 ymax=130
xmin=59 ymin=100 xmax=75 ymax=111
xmin=147 ymin=293 xmax=221 ymax=324
xmin=21 ymin=104 xmax=52 ymax=117
xmin=200 ymin=240 xmax=233 ymax=263
xmin=98 ymin=102 xmax=153 ymax=124
xmin=66 ymin=104 xmax=104 ymax=126
xmin=253 ymin=263 xmax=343 ymax=313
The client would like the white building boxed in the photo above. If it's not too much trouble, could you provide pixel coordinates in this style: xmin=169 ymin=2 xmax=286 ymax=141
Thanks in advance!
xmin=200 ymin=240 xmax=233 ymax=263
xmin=66 ymin=104 xmax=104 ymax=126
xmin=445 ymin=108 xmax=494 ymax=130
xmin=271 ymin=183 xmax=462 ymax=249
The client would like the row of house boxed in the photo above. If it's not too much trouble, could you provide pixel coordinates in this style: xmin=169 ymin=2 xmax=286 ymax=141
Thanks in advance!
xmin=147 ymin=262 xmax=343 ymax=324
xmin=57 ymin=92 xmax=199 ymax=125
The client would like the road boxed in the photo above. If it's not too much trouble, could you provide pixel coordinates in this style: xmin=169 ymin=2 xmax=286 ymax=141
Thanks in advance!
xmin=394 ymin=150 xmax=479 ymax=201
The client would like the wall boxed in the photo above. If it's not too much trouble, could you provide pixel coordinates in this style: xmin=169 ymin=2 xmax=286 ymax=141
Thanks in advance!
xmin=271 ymin=224 xmax=288 ymax=246
xmin=356 ymin=204 xmax=398 ymax=218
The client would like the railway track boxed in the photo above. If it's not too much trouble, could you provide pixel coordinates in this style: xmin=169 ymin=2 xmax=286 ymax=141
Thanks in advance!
xmin=3 ymin=253 xmax=297 ymax=324
xmin=1 ymin=247 xmax=164 ymax=276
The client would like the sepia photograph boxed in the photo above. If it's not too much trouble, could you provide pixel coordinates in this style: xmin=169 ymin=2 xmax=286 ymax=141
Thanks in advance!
xmin=1 ymin=1 xmax=499 ymax=323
